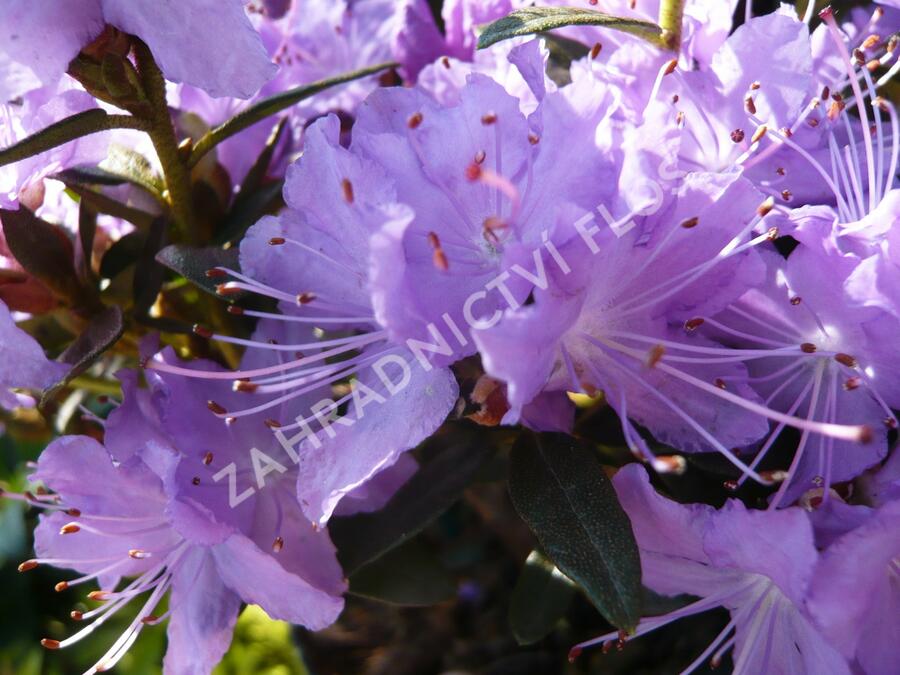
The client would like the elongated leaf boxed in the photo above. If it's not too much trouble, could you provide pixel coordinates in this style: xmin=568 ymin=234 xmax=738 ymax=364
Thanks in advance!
xmin=102 ymin=144 xmax=165 ymax=196
xmin=155 ymin=243 xmax=240 ymax=298
xmin=349 ymin=538 xmax=455 ymax=607
xmin=75 ymin=203 xmax=98 ymax=286
xmin=0 ymin=110 xmax=147 ymax=168
xmin=65 ymin=185 xmax=158 ymax=229
xmin=99 ymin=231 xmax=145 ymax=279
xmin=477 ymin=7 xmax=663 ymax=50
xmin=40 ymin=306 xmax=124 ymax=406
xmin=330 ymin=423 xmax=495 ymax=574
xmin=55 ymin=165 xmax=129 ymax=187
xmin=0 ymin=206 xmax=97 ymax=310
xmin=508 ymin=432 xmax=641 ymax=631
xmin=133 ymin=218 xmax=168 ymax=316
xmin=509 ymin=549 xmax=577 ymax=645
xmin=55 ymin=150 xmax=165 ymax=203
xmin=239 ymin=117 xmax=288 ymax=196
xmin=214 ymin=180 xmax=283 ymax=246
xmin=189 ymin=61 xmax=397 ymax=166
xmin=213 ymin=118 xmax=288 ymax=244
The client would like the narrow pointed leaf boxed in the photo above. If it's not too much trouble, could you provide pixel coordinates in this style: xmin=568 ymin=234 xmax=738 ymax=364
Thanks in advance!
xmin=214 ymin=118 xmax=287 ymax=245
xmin=477 ymin=7 xmax=663 ymax=50
xmin=0 ymin=110 xmax=147 ymax=168
xmin=40 ymin=306 xmax=124 ymax=406
xmin=509 ymin=549 xmax=577 ymax=645
xmin=508 ymin=432 xmax=641 ymax=631
xmin=155 ymin=243 xmax=240 ymax=298
xmin=102 ymin=145 xmax=165 ymax=196
xmin=133 ymin=218 xmax=168 ymax=316
xmin=349 ymin=539 xmax=455 ymax=607
xmin=65 ymin=185 xmax=158 ymax=229
xmin=55 ymin=165 xmax=129 ymax=187
xmin=214 ymin=180 xmax=284 ymax=246
xmin=75 ymin=203 xmax=98 ymax=285
xmin=188 ymin=61 xmax=397 ymax=167
xmin=99 ymin=232 xmax=145 ymax=279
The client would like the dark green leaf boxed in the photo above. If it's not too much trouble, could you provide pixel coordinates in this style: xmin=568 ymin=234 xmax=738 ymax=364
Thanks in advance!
xmin=509 ymin=549 xmax=577 ymax=645
xmin=40 ymin=306 xmax=124 ymax=406
xmin=477 ymin=7 xmax=663 ymax=50
xmin=331 ymin=423 xmax=495 ymax=574
xmin=349 ymin=539 xmax=455 ymax=607
xmin=99 ymin=232 xmax=145 ymax=279
xmin=0 ymin=110 xmax=147 ymax=168
xmin=155 ymin=243 xmax=240 ymax=298
xmin=133 ymin=218 xmax=168 ymax=316
xmin=55 ymin=165 xmax=129 ymax=187
xmin=75 ymin=203 xmax=98 ymax=286
xmin=189 ymin=61 xmax=397 ymax=167
xmin=508 ymin=432 xmax=641 ymax=631
xmin=212 ymin=118 xmax=288 ymax=245
xmin=239 ymin=117 xmax=288 ymax=196
xmin=214 ymin=180 xmax=284 ymax=246
xmin=55 ymin=158 xmax=165 ymax=205
xmin=0 ymin=206 xmax=97 ymax=310
xmin=65 ymin=184 xmax=158 ymax=229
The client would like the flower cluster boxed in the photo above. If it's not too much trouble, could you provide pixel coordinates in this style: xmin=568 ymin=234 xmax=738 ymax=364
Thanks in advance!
xmin=0 ymin=1 xmax=897 ymax=673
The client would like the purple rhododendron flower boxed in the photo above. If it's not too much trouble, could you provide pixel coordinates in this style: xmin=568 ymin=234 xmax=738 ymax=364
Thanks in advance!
xmin=355 ymin=50 xmax=619 ymax=356
xmin=807 ymin=498 xmax=900 ymax=674
xmin=571 ymin=464 xmax=850 ymax=674
xmin=701 ymin=235 xmax=899 ymax=505
xmin=255 ymin=0 xmax=442 ymax=113
xmin=649 ymin=10 xmax=813 ymax=176
xmin=12 ymin=322 xmax=353 ymax=672
xmin=474 ymin=169 xmax=781 ymax=476
xmin=2 ymin=0 xmax=899 ymax=672
xmin=0 ymin=300 xmax=67 ymax=409
xmin=19 ymin=432 xmax=343 ymax=674
xmin=1 ymin=83 xmax=107 ymax=208
xmin=0 ymin=0 xmax=276 ymax=99
xmin=151 ymin=116 xmax=457 ymax=527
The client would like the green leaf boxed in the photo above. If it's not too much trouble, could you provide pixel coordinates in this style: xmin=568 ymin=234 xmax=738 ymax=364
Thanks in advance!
xmin=476 ymin=7 xmax=663 ymax=50
xmin=55 ymin=148 xmax=165 ymax=205
xmin=40 ymin=305 xmax=124 ymax=406
xmin=65 ymin=184 xmax=158 ymax=229
xmin=188 ymin=61 xmax=397 ymax=167
xmin=330 ymin=423 xmax=495 ymax=575
xmin=214 ymin=118 xmax=287 ymax=245
xmin=132 ymin=218 xmax=168 ymax=316
xmin=155 ymin=243 xmax=241 ymax=298
xmin=509 ymin=549 xmax=577 ymax=645
xmin=99 ymin=231 xmax=145 ymax=279
xmin=349 ymin=538 xmax=455 ymax=607
xmin=214 ymin=180 xmax=283 ymax=246
xmin=101 ymin=144 xmax=166 ymax=196
xmin=508 ymin=432 xmax=642 ymax=631
xmin=0 ymin=110 xmax=148 ymax=168
xmin=75 ymin=202 xmax=98 ymax=286
xmin=238 ymin=117 xmax=288 ymax=196
xmin=55 ymin=165 xmax=130 ymax=187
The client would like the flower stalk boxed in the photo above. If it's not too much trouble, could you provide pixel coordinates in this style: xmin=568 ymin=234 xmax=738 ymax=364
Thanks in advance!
xmin=657 ymin=0 xmax=685 ymax=51
xmin=133 ymin=41 xmax=196 ymax=241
